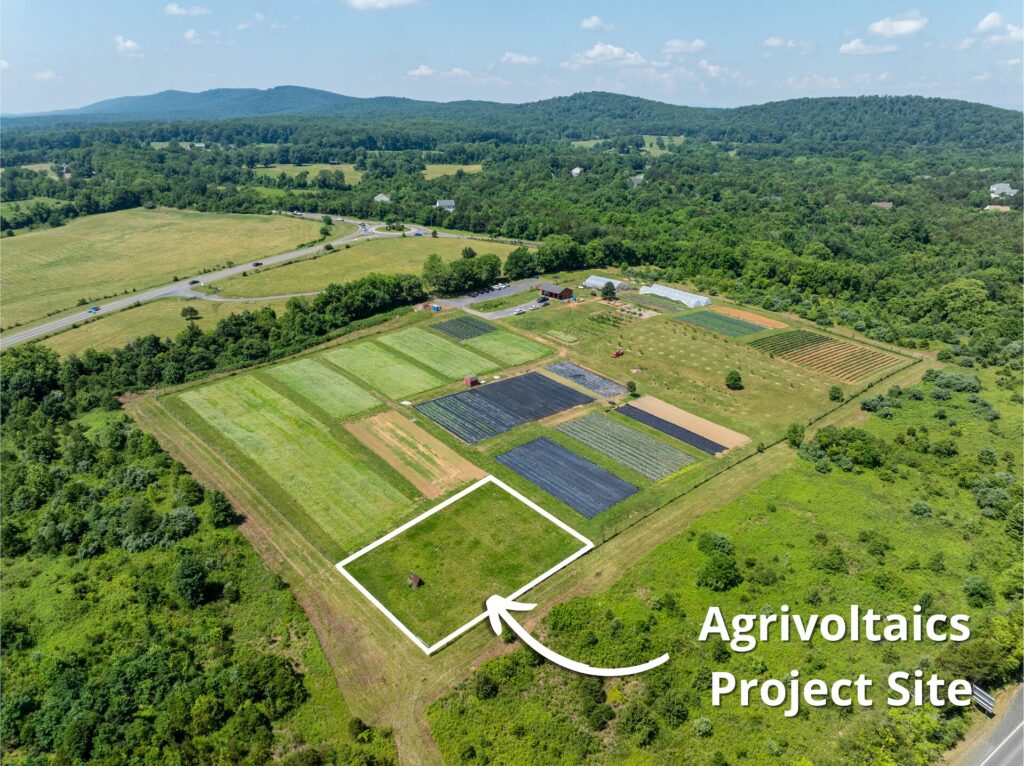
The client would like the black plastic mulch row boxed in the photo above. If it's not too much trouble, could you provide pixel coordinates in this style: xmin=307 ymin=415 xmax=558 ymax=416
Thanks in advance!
xmin=616 ymin=404 xmax=726 ymax=455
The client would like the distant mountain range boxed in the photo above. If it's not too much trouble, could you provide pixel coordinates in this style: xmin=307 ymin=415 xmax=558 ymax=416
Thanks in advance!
xmin=5 ymin=87 xmax=1021 ymax=151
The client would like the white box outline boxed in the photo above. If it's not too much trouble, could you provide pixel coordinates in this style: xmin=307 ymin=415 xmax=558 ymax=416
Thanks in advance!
xmin=335 ymin=475 xmax=594 ymax=654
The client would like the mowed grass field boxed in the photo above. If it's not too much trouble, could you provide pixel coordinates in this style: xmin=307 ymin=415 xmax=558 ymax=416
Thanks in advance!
xmin=254 ymin=163 xmax=363 ymax=184
xmin=344 ymin=481 xmax=584 ymax=647
xmin=460 ymin=329 xmax=551 ymax=366
xmin=377 ymin=327 xmax=499 ymax=378
xmin=323 ymin=342 xmax=446 ymax=400
xmin=41 ymin=298 xmax=292 ymax=356
xmin=214 ymin=236 xmax=522 ymax=299
xmin=174 ymin=374 xmax=412 ymax=560
xmin=1 ymin=208 xmax=321 ymax=327
xmin=265 ymin=357 xmax=382 ymax=419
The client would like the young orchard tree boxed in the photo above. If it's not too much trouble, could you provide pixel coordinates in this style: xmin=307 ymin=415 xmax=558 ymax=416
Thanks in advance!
xmin=725 ymin=370 xmax=743 ymax=390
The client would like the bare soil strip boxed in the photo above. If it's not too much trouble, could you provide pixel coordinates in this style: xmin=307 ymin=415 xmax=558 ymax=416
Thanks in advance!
xmin=629 ymin=395 xmax=750 ymax=449
xmin=345 ymin=411 xmax=485 ymax=499
xmin=709 ymin=304 xmax=788 ymax=329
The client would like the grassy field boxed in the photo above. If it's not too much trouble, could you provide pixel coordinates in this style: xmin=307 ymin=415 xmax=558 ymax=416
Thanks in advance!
xmin=213 ymin=236 xmax=521 ymax=299
xmin=264 ymin=357 xmax=382 ymax=419
xmin=41 ymin=297 xmax=292 ymax=356
xmin=461 ymin=329 xmax=552 ymax=366
xmin=254 ymin=162 xmax=363 ymax=184
xmin=345 ymin=481 xmax=585 ymax=647
xmin=423 ymin=163 xmax=483 ymax=179
xmin=323 ymin=342 xmax=446 ymax=400
xmin=507 ymin=303 xmax=843 ymax=443
xmin=377 ymin=327 xmax=499 ymax=378
xmin=175 ymin=375 xmax=412 ymax=560
xmin=2 ymin=207 xmax=321 ymax=328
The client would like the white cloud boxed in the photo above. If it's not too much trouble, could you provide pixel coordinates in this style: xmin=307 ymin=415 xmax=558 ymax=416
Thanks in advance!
xmin=868 ymin=11 xmax=927 ymax=37
xmin=0 ymin=59 xmax=9 ymax=71
xmin=443 ymin=67 xmax=472 ymax=78
xmin=952 ymin=37 xmax=975 ymax=50
xmin=974 ymin=12 xmax=1004 ymax=33
xmin=183 ymin=28 xmax=198 ymax=42
xmin=114 ymin=35 xmax=142 ymax=57
xmin=33 ymin=70 xmax=58 ymax=81
xmin=164 ymin=3 xmax=209 ymax=15
xmin=580 ymin=15 xmax=612 ymax=31
xmin=763 ymin=36 xmax=786 ymax=47
xmin=563 ymin=42 xmax=646 ymax=69
xmin=762 ymin=37 xmax=812 ymax=51
xmin=972 ymin=71 xmax=992 ymax=81
xmin=237 ymin=12 xmax=266 ymax=30
xmin=697 ymin=59 xmax=746 ymax=83
xmin=985 ymin=23 xmax=1023 ymax=46
xmin=407 ymin=64 xmax=434 ymax=76
xmin=346 ymin=0 xmax=416 ymax=7
xmin=839 ymin=38 xmax=898 ymax=55
xmin=784 ymin=73 xmax=841 ymax=90
xmin=663 ymin=38 xmax=706 ymax=55
xmin=1002 ymin=58 xmax=1022 ymax=66
xmin=501 ymin=51 xmax=538 ymax=65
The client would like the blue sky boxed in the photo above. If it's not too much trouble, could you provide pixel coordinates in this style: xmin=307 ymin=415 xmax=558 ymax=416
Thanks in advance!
xmin=1 ymin=2 xmax=1021 ymax=113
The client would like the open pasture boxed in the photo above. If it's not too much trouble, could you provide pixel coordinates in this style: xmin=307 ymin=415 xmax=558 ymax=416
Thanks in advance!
xmin=264 ymin=357 xmax=380 ymax=419
xmin=323 ymin=343 xmax=445 ymax=400
xmin=461 ymin=330 xmax=551 ymax=366
xmin=344 ymin=411 xmax=484 ymax=499
xmin=431 ymin=315 xmax=496 ymax=340
xmin=213 ymin=236 xmax=521 ymax=299
xmin=676 ymin=309 xmax=764 ymax=337
xmin=546 ymin=360 xmax=627 ymax=397
xmin=341 ymin=478 xmax=586 ymax=649
xmin=496 ymin=437 xmax=638 ymax=519
xmin=254 ymin=163 xmax=362 ymax=184
xmin=749 ymin=330 xmax=900 ymax=382
xmin=555 ymin=413 xmax=696 ymax=480
xmin=175 ymin=375 xmax=410 ymax=559
xmin=422 ymin=163 xmax=483 ymax=179
xmin=376 ymin=327 xmax=498 ymax=378
xmin=1 ymin=207 xmax=320 ymax=327
xmin=415 ymin=372 xmax=593 ymax=444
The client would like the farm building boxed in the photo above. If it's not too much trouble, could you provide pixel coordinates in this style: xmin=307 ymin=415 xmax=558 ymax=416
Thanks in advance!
xmin=435 ymin=199 xmax=456 ymax=212
xmin=374 ymin=193 xmax=392 ymax=203
xmin=583 ymin=275 xmax=629 ymax=291
xmin=871 ymin=201 xmax=894 ymax=209
xmin=463 ymin=374 xmax=480 ymax=387
xmin=538 ymin=282 xmax=573 ymax=300
xmin=571 ymin=166 xmax=584 ymax=177
xmin=989 ymin=183 xmax=1019 ymax=198
xmin=984 ymin=204 xmax=1012 ymax=212
xmin=639 ymin=283 xmax=711 ymax=308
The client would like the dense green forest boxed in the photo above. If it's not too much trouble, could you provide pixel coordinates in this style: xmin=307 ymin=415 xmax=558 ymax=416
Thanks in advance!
xmin=1 ymin=94 xmax=1021 ymax=764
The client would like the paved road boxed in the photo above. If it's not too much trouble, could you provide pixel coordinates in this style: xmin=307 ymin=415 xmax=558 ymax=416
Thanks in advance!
xmin=947 ymin=685 xmax=1023 ymax=766
xmin=0 ymin=215 xmax=469 ymax=350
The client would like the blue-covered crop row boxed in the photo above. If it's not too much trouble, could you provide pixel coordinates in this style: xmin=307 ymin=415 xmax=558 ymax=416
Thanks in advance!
xmin=545 ymin=361 xmax=627 ymax=397
xmin=432 ymin=315 xmax=497 ymax=340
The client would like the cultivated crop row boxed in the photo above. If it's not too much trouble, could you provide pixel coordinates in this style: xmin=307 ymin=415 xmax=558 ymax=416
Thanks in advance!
xmin=432 ymin=315 xmax=496 ymax=340
xmin=617 ymin=404 xmax=727 ymax=455
xmin=546 ymin=361 xmax=627 ymax=397
xmin=415 ymin=393 xmax=524 ymax=444
xmin=749 ymin=330 xmax=830 ymax=355
xmin=782 ymin=341 xmax=897 ymax=382
xmin=556 ymin=413 xmax=695 ymax=480
xmin=676 ymin=310 xmax=763 ymax=337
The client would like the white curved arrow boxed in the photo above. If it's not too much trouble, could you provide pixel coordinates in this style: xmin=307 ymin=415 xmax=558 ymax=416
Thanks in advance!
xmin=485 ymin=595 xmax=670 ymax=677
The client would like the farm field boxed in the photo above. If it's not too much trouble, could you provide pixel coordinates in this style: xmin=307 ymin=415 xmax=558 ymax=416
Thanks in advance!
xmin=556 ymin=413 xmax=696 ymax=480
xmin=546 ymin=360 xmax=628 ymax=397
xmin=343 ymin=480 xmax=585 ymax=648
xmin=416 ymin=372 xmax=593 ymax=443
xmin=213 ymin=236 xmax=521 ymax=298
xmin=520 ymin=306 xmax=847 ymax=443
xmin=254 ymin=162 xmax=362 ymax=184
xmin=344 ymin=411 xmax=485 ymax=499
xmin=709 ymin=303 xmax=788 ymax=329
xmin=628 ymin=395 xmax=749 ymax=449
xmin=460 ymin=329 xmax=551 ymax=366
xmin=676 ymin=309 xmax=764 ymax=337
xmin=174 ymin=375 xmax=412 ymax=560
xmin=618 ymin=403 xmax=726 ymax=455
xmin=422 ymin=163 xmax=483 ymax=179
xmin=749 ymin=330 xmax=901 ymax=382
xmin=496 ymin=437 xmax=638 ymax=519
xmin=323 ymin=342 xmax=445 ymax=400
xmin=1 ymin=207 xmax=320 ymax=327
xmin=40 ymin=297 xmax=292 ymax=356
xmin=264 ymin=357 xmax=381 ymax=418
xmin=431 ymin=315 xmax=496 ymax=340
xmin=377 ymin=327 xmax=499 ymax=378
xmin=506 ymin=299 xmax=639 ymax=344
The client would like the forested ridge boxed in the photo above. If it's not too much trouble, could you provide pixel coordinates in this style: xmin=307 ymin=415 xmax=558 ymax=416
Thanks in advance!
xmin=1 ymin=93 xmax=1021 ymax=765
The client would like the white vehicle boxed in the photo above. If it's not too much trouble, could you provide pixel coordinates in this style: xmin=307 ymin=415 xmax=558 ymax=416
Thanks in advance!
xmin=514 ymin=308 xmax=527 ymax=315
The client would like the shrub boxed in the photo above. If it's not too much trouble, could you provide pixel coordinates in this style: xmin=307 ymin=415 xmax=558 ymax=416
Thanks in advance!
xmin=964 ymin=576 xmax=995 ymax=607
xmin=828 ymin=386 xmax=843 ymax=402
xmin=173 ymin=553 xmax=209 ymax=607
xmin=909 ymin=500 xmax=932 ymax=517
xmin=617 ymin=701 xmax=659 ymax=746
xmin=174 ymin=475 xmax=204 ymax=507
xmin=697 ymin=553 xmax=744 ymax=592
xmin=697 ymin=532 xmax=735 ymax=557
xmin=691 ymin=717 xmax=713 ymax=737
xmin=208 ymin=490 xmax=237 ymax=527
xmin=785 ymin=423 xmax=805 ymax=448
xmin=725 ymin=370 xmax=744 ymax=390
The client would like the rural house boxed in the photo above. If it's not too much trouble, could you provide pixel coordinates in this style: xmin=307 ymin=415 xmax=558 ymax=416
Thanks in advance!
xmin=989 ymin=183 xmax=1019 ymax=198
xmin=984 ymin=204 xmax=1012 ymax=212
xmin=871 ymin=201 xmax=894 ymax=209
xmin=374 ymin=193 xmax=392 ymax=203
xmin=571 ymin=166 xmax=584 ymax=177
xmin=538 ymin=282 xmax=573 ymax=300
xmin=435 ymin=199 xmax=456 ymax=212
xmin=639 ymin=283 xmax=712 ymax=308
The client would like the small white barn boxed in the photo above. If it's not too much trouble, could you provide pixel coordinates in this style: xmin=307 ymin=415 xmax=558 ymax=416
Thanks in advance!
xmin=989 ymin=183 xmax=1019 ymax=198
xmin=435 ymin=199 xmax=456 ymax=212
xmin=374 ymin=193 xmax=392 ymax=203
xmin=639 ymin=283 xmax=712 ymax=308
xmin=583 ymin=275 xmax=629 ymax=291
xmin=571 ymin=166 xmax=584 ymax=177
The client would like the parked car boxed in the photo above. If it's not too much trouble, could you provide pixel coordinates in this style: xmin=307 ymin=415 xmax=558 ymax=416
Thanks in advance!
xmin=88 ymin=306 xmax=100 ymax=314
xmin=188 ymin=279 xmax=201 ymax=285
xmin=252 ymin=261 xmax=263 ymax=267
xmin=514 ymin=308 xmax=527 ymax=315
xmin=537 ymin=296 xmax=549 ymax=304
